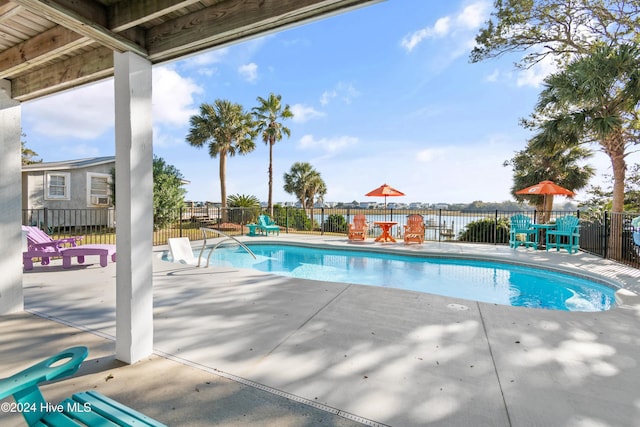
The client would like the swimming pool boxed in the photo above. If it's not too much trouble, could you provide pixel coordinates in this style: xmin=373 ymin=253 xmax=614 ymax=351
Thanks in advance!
xmin=173 ymin=243 xmax=617 ymax=312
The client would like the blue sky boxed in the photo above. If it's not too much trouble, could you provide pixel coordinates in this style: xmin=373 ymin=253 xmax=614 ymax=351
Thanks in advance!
xmin=21 ymin=0 xmax=632 ymax=205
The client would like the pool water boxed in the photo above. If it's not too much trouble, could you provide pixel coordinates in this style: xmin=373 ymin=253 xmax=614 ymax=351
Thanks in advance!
xmin=184 ymin=244 xmax=616 ymax=312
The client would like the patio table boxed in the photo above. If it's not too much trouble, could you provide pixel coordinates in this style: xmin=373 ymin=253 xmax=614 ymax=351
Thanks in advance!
xmin=374 ymin=221 xmax=398 ymax=243
xmin=247 ymin=223 xmax=258 ymax=236
xmin=532 ymin=223 xmax=556 ymax=249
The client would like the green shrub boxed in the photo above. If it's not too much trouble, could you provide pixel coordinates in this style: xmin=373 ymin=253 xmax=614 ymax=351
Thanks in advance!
xmin=227 ymin=194 xmax=261 ymax=224
xmin=458 ymin=217 xmax=510 ymax=243
xmin=322 ymin=214 xmax=348 ymax=233
xmin=272 ymin=206 xmax=312 ymax=230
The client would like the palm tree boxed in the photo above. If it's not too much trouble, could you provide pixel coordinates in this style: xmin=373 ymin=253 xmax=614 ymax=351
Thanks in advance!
xmin=530 ymin=43 xmax=640 ymax=255
xmin=227 ymin=193 xmax=261 ymax=224
xmin=505 ymin=141 xmax=595 ymax=222
xmin=227 ymin=193 xmax=260 ymax=208
xmin=186 ymin=100 xmax=256 ymax=218
xmin=253 ymin=93 xmax=293 ymax=217
xmin=304 ymin=174 xmax=327 ymax=228
xmin=531 ymin=43 xmax=640 ymax=214
xmin=283 ymin=162 xmax=326 ymax=215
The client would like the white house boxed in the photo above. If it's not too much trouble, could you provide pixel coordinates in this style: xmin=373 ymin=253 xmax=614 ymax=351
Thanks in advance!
xmin=22 ymin=156 xmax=115 ymax=228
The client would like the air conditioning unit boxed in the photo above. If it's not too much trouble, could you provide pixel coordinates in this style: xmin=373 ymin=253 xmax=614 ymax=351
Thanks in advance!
xmin=92 ymin=196 xmax=110 ymax=206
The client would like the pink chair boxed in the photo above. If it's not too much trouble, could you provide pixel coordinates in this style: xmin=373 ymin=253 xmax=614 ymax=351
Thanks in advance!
xmin=22 ymin=225 xmax=83 ymax=249
xmin=21 ymin=225 xmax=83 ymax=268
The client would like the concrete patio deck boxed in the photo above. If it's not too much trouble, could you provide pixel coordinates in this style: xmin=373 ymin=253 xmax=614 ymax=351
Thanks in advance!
xmin=3 ymin=235 xmax=640 ymax=426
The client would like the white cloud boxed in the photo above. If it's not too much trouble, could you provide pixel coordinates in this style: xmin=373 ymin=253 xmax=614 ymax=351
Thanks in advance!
xmin=290 ymin=104 xmax=325 ymax=123
xmin=401 ymin=17 xmax=451 ymax=52
xmin=153 ymin=66 xmax=202 ymax=127
xmin=238 ymin=62 xmax=258 ymax=83
xmin=484 ymin=69 xmax=500 ymax=83
xmin=302 ymin=136 xmax=517 ymax=204
xmin=320 ymin=82 xmax=360 ymax=106
xmin=433 ymin=17 xmax=452 ymax=36
xmin=416 ymin=148 xmax=445 ymax=162
xmin=197 ymin=67 xmax=218 ymax=77
xmin=23 ymin=65 xmax=202 ymax=143
xmin=24 ymin=80 xmax=114 ymax=140
xmin=456 ymin=2 xmax=490 ymax=30
xmin=320 ymin=90 xmax=337 ymax=106
xmin=516 ymin=55 xmax=557 ymax=88
xmin=401 ymin=1 xmax=491 ymax=53
xmin=482 ymin=52 xmax=556 ymax=88
xmin=298 ymin=134 xmax=358 ymax=153
xmin=183 ymin=48 xmax=229 ymax=67
xmin=178 ymin=48 xmax=227 ymax=77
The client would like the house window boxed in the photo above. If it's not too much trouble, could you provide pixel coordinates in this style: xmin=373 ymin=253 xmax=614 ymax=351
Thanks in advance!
xmin=45 ymin=172 xmax=70 ymax=200
xmin=87 ymin=173 xmax=111 ymax=206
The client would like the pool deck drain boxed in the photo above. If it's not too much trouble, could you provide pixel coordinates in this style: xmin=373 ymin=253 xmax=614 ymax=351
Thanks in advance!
xmin=6 ymin=234 xmax=640 ymax=426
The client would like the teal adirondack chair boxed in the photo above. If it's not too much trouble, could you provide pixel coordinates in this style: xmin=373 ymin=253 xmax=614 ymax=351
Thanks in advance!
xmin=258 ymin=215 xmax=280 ymax=236
xmin=632 ymin=216 xmax=640 ymax=246
xmin=546 ymin=215 xmax=580 ymax=254
xmin=0 ymin=346 xmax=166 ymax=426
xmin=509 ymin=214 xmax=537 ymax=249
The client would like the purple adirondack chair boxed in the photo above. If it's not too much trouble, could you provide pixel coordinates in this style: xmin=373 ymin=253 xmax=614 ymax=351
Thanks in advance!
xmin=22 ymin=225 xmax=83 ymax=268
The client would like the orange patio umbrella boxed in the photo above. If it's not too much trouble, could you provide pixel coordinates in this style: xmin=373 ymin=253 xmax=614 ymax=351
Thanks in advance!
xmin=515 ymin=180 xmax=574 ymax=197
xmin=366 ymin=183 xmax=405 ymax=219
xmin=516 ymin=180 xmax=574 ymax=221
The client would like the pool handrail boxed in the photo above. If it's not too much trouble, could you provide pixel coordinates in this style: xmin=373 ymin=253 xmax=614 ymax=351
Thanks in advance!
xmin=198 ymin=227 xmax=256 ymax=267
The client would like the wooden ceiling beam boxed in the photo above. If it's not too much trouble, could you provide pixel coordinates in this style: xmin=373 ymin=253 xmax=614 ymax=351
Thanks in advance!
xmin=0 ymin=2 xmax=21 ymax=21
xmin=12 ymin=0 xmax=147 ymax=55
xmin=146 ymin=0 xmax=380 ymax=62
xmin=109 ymin=0 xmax=203 ymax=32
xmin=0 ymin=25 xmax=92 ymax=78
xmin=12 ymin=45 xmax=113 ymax=101
xmin=3 ymin=0 xmax=382 ymax=101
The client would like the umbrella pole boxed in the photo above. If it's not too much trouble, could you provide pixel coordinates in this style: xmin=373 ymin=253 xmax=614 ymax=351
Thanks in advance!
xmin=384 ymin=196 xmax=387 ymax=220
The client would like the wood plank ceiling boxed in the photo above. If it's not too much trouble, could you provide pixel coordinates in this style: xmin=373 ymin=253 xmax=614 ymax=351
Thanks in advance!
xmin=0 ymin=0 xmax=381 ymax=102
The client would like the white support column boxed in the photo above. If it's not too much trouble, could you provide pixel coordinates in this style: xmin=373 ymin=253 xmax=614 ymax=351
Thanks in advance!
xmin=0 ymin=79 xmax=23 ymax=315
xmin=114 ymin=52 xmax=153 ymax=364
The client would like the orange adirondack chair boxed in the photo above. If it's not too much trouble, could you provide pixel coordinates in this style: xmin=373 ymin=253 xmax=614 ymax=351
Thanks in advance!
xmin=404 ymin=214 xmax=425 ymax=244
xmin=348 ymin=214 xmax=368 ymax=241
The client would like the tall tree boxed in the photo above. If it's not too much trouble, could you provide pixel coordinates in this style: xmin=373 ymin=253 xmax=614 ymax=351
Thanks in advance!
xmin=186 ymin=100 xmax=256 ymax=216
xmin=21 ymin=138 xmax=41 ymax=165
xmin=471 ymin=0 xmax=640 ymax=68
xmin=153 ymin=156 xmax=187 ymax=229
xmin=505 ymin=141 xmax=595 ymax=221
xmin=530 ymin=44 xmax=640 ymax=214
xmin=253 ymin=93 xmax=293 ymax=217
xmin=304 ymin=173 xmax=327 ymax=227
xmin=530 ymin=43 xmax=640 ymax=256
xmin=582 ymin=164 xmax=640 ymax=212
xmin=283 ymin=162 xmax=326 ymax=214
xmin=473 ymin=0 xmax=640 ymax=256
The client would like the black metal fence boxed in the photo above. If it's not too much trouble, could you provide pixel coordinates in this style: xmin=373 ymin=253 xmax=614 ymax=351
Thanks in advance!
xmin=21 ymin=206 xmax=640 ymax=269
